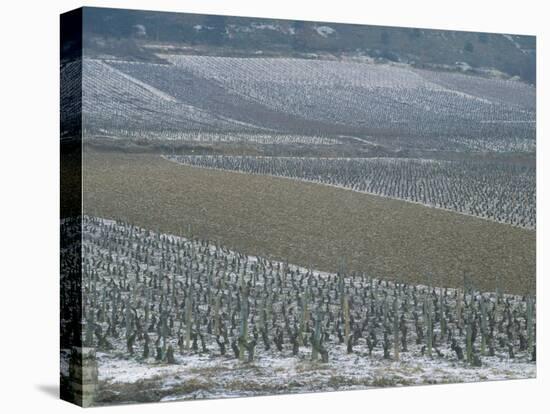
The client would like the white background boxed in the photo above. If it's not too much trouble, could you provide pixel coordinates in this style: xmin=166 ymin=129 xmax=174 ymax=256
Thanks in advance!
xmin=0 ymin=0 xmax=547 ymax=411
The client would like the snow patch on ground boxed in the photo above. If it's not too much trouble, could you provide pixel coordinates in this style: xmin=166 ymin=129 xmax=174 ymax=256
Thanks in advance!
xmin=251 ymin=23 xmax=280 ymax=31
xmin=97 ymin=344 xmax=535 ymax=401
xmin=315 ymin=26 xmax=336 ymax=38
xmin=502 ymin=34 xmax=527 ymax=54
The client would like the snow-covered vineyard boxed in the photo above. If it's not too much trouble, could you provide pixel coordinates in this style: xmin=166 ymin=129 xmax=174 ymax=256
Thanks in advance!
xmin=166 ymin=155 xmax=535 ymax=229
xmin=162 ymin=54 xmax=534 ymax=136
xmin=62 ymin=217 xmax=536 ymax=404
xmin=60 ymin=56 xmax=535 ymax=152
xmin=84 ymin=129 xmax=341 ymax=146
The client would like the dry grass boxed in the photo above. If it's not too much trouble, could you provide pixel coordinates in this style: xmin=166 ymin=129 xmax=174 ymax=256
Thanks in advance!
xmin=83 ymin=151 xmax=535 ymax=294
